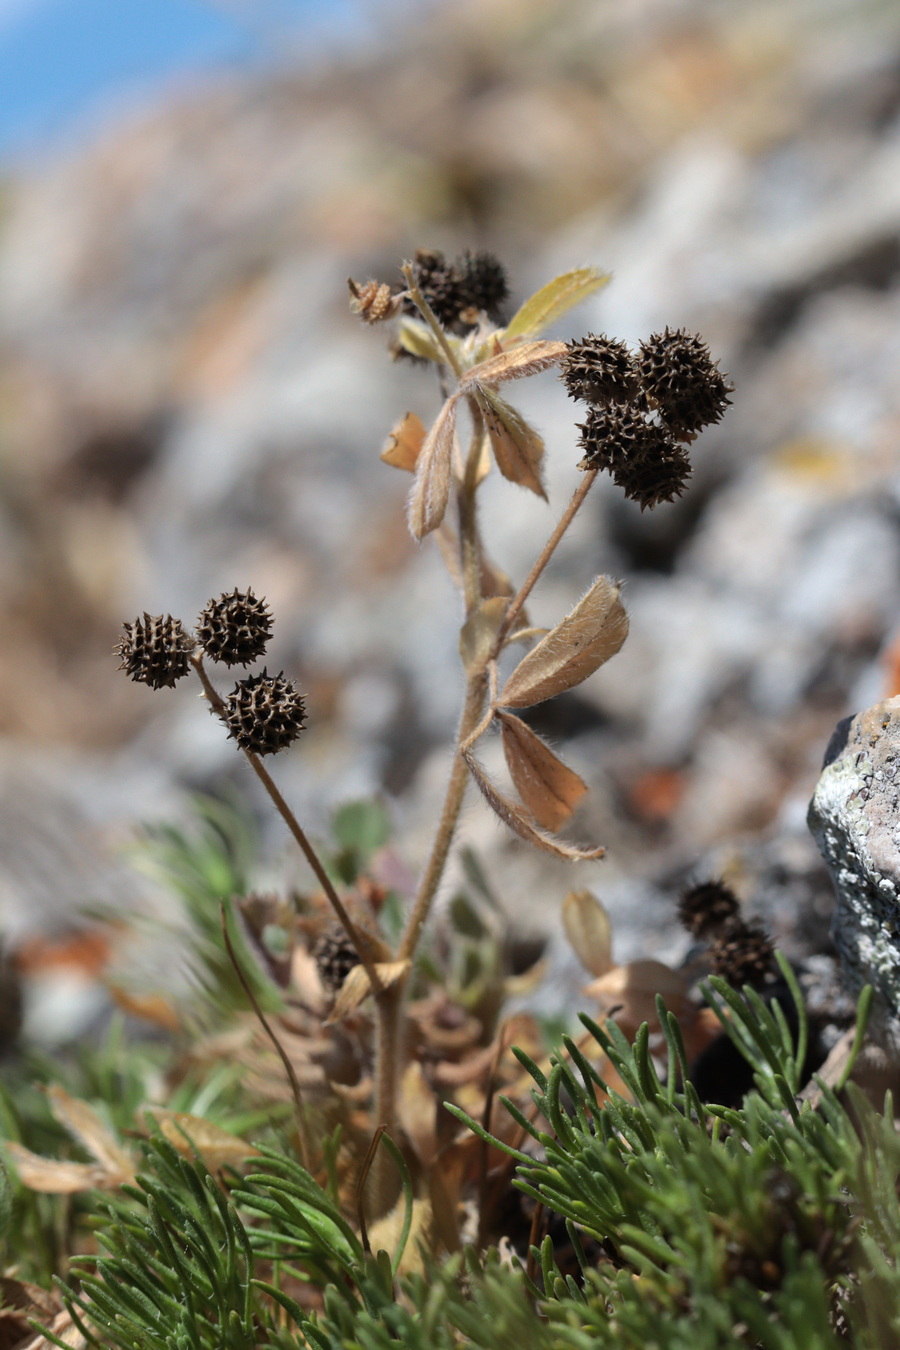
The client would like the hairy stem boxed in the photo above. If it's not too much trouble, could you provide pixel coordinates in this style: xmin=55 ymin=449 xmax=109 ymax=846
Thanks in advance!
xmin=494 ymin=467 xmax=598 ymax=652
xmin=191 ymin=653 xmax=382 ymax=995
xmin=401 ymin=262 xmax=463 ymax=379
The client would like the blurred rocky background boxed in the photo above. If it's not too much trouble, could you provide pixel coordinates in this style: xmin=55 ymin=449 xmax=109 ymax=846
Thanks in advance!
xmin=1 ymin=0 xmax=899 ymax=1037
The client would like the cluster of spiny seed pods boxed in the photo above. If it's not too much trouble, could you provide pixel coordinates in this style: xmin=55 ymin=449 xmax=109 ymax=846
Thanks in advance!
xmin=677 ymin=878 xmax=774 ymax=988
xmin=560 ymin=329 xmax=732 ymax=510
xmin=115 ymin=589 xmax=306 ymax=756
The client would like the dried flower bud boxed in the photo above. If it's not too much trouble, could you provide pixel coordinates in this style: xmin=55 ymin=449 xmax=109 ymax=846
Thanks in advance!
xmin=348 ymin=278 xmax=402 ymax=324
xmin=402 ymin=248 xmax=465 ymax=328
xmin=636 ymin=328 xmax=732 ymax=438
xmin=196 ymin=588 xmax=273 ymax=667
xmin=115 ymin=613 xmax=195 ymax=689
xmin=455 ymin=248 xmax=509 ymax=319
xmin=222 ymin=669 xmax=307 ymax=755
xmin=678 ymin=879 xmax=740 ymax=939
xmin=708 ymin=918 xmax=775 ymax=988
xmin=313 ymin=925 xmax=359 ymax=993
xmin=560 ymin=334 xmax=638 ymax=404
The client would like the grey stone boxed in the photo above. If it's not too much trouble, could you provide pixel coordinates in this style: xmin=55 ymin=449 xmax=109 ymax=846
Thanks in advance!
xmin=808 ymin=698 xmax=900 ymax=1051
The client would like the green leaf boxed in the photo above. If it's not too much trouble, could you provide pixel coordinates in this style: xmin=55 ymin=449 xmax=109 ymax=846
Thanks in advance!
xmin=504 ymin=266 xmax=611 ymax=339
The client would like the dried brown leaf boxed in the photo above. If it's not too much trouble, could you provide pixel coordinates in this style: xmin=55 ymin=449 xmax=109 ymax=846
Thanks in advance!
xmin=504 ymin=266 xmax=611 ymax=339
xmin=464 ymin=752 xmax=604 ymax=861
xmin=107 ymin=985 xmax=181 ymax=1033
xmin=329 ymin=959 xmax=411 ymax=1021
xmin=143 ymin=1110 xmax=260 ymax=1170
xmin=500 ymin=576 xmax=628 ymax=708
xmin=381 ymin=412 xmax=426 ymax=472
xmin=368 ymin=1197 xmax=433 ymax=1276
xmin=497 ymin=711 xmax=587 ymax=832
xmin=462 ymin=339 xmax=566 ymax=387
xmin=46 ymin=1086 xmax=134 ymax=1180
xmin=583 ymin=960 xmax=693 ymax=1038
xmin=561 ymin=890 xmax=613 ymax=977
xmin=408 ymin=395 xmax=458 ymax=539
xmin=459 ymin=597 xmax=508 ymax=676
xmin=476 ymin=387 xmax=546 ymax=498
xmin=397 ymin=1062 xmax=439 ymax=1168
xmin=3 ymin=1145 xmax=109 ymax=1194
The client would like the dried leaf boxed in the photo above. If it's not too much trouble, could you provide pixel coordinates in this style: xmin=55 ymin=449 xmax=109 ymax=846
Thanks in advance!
xmin=3 ymin=1145 xmax=110 ymax=1194
xmin=464 ymin=752 xmax=604 ymax=861
xmin=396 ymin=316 xmax=444 ymax=363
xmin=107 ymin=984 xmax=181 ymax=1032
xmin=329 ymin=959 xmax=411 ymax=1021
xmin=459 ymin=597 xmax=508 ymax=676
xmin=408 ymin=395 xmax=458 ymax=539
xmin=143 ymin=1110 xmax=260 ymax=1169
xmin=368 ymin=1197 xmax=433 ymax=1276
xmin=498 ymin=711 xmax=587 ymax=831
xmin=46 ymin=1086 xmax=133 ymax=1180
xmin=398 ymin=1062 xmax=439 ymax=1168
xmin=561 ymin=890 xmax=613 ymax=977
xmin=476 ymin=388 xmax=546 ymax=498
xmin=381 ymin=412 xmax=426 ymax=472
xmin=504 ymin=266 xmax=611 ymax=339
xmin=500 ymin=576 xmax=628 ymax=708
xmin=462 ymin=339 xmax=566 ymax=387
xmin=583 ymin=960 xmax=693 ymax=1037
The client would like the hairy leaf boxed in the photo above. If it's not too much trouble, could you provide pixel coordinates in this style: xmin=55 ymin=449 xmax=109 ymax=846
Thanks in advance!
xmin=464 ymin=752 xmax=604 ymax=861
xmin=500 ymin=576 xmax=628 ymax=707
xmin=497 ymin=711 xmax=588 ymax=832
xmin=459 ymin=597 xmax=508 ymax=676
xmin=462 ymin=339 xmax=566 ymax=387
xmin=475 ymin=388 xmax=546 ymax=498
xmin=408 ymin=394 xmax=459 ymax=539
xmin=504 ymin=266 xmax=611 ymax=339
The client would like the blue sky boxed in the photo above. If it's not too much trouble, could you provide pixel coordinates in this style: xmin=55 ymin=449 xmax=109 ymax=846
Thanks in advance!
xmin=0 ymin=0 xmax=366 ymax=163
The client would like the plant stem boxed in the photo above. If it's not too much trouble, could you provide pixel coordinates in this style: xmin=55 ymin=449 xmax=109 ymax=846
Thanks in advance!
xmin=401 ymin=263 xmax=463 ymax=379
xmin=493 ymin=468 xmax=598 ymax=652
xmin=191 ymin=654 xmax=382 ymax=995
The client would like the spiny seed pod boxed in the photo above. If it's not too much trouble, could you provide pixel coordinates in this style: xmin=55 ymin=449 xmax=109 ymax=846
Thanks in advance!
xmin=222 ymin=670 xmax=307 ymax=755
xmin=678 ymin=879 xmax=740 ymax=939
xmin=115 ymin=613 xmax=195 ymax=689
xmin=561 ymin=334 xmax=638 ymax=404
xmin=576 ymin=401 xmax=657 ymax=472
xmin=196 ymin=588 xmax=273 ymax=667
xmin=617 ymin=445 xmax=693 ymax=511
xmin=708 ymin=918 xmax=775 ymax=988
xmin=455 ymin=248 xmax=509 ymax=318
xmin=636 ymin=328 xmax=732 ymax=438
xmin=402 ymin=248 xmax=465 ymax=328
xmin=313 ymin=926 xmax=359 ymax=993
xmin=347 ymin=278 xmax=402 ymax=324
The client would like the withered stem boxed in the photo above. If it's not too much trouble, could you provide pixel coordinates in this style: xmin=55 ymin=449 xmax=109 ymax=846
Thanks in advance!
xmin=401 ymin=263 xmax=463 ymax=379
xmin=190 ymin=653 xmax=382 ymax=995
xmin=494 ymin=468 xmax=598 ymax=652
xmin=371 ymin=984 xmax=403 ymax=1215
xmin=398 ymin=672 xmax=486 ymax=963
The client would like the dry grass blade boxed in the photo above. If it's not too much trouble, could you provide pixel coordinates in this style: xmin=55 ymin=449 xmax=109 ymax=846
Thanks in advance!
xmin=504 ymin=266 xmax=611 ymax=339
xmin=330 ymin=959 xmax=411 ymax=1021
xmin=500 ymin=576 xmax=628 ymax=707
xmin=381 ymin=411 xmax=426 ymax=471
xmin=497 ymin=711 xmax=588 ymax=832
xmin=142 ymin=1109 xmax=260 ymax=1169
xmin=408 ymin=394 xmax=459 ymax=538
xmin=476 ymin=388 xmax=546 ymax=498
xmin=46 ymin=1085 xmax=134 ymax=1179
xmin=3 ymin=1146 xmax=117 ymax=1194
xmin=462 ymin=339 xmax=566 ymax=387
xmin=464 ymin=751 xmax=605 ymax=861
xmin=561 ymin=890 xmax=613 ymax=977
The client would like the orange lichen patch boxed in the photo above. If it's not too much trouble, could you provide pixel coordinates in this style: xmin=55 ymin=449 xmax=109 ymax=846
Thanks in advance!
xmin=626 ymin=766 xmax=686 ymax=823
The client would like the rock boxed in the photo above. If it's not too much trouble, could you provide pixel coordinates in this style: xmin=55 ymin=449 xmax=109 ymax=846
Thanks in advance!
xmin=808 ymin=698 xmax=900 ymax=1051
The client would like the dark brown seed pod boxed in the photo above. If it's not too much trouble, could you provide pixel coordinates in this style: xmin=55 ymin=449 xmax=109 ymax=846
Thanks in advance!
xmin=401 ymin=248 xmax=465 ymax=328
xmin=617 ymin=444 xmax=692 ymax=511
xmin=196 ymin=587 xmax=273 ymax=667
xmin=222 ymin=669 xmax=307 ymax=755
xmin=678 ymin=879 xmax=740 ymax=939
xmin=576 ymin=401 xmax=657 ymax=472
xmin=114 ymin=613 xmax=195 ymax=689
xmin=454 ymin=248 xmax=509 ymax=318
xmin=708 ymin=918 xmax=775 ymax=988
xmin=636 ymin=328 xmax=732 ymax=439
xmin=560 ymin=334 xmax=639 ymax=404
xmin=313 ymin=925 xmax=360 ymax=993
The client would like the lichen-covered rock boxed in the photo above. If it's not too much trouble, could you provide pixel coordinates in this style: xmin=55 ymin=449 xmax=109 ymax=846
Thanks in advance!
xmin=808 ymin=698 xmax=900 ymax=1052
